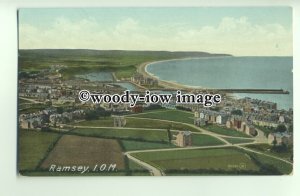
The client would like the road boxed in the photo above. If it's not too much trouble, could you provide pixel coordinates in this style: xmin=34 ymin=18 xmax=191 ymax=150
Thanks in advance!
xmin=125 ymin=153 xmax=164 ymax=176
xmin=19 ymin=97 xmax=44 ymax=104
xmin=66 ymin=116 xmax=287 ymax=176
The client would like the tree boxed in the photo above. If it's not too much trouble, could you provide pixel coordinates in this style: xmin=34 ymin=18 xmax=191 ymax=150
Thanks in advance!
xmin=231 ymin=109 xmax=243 ymax=116
xmin=276 ymin=124 xmax=287 ymax=133
xmin=56 ymin=107 xmax=64 ymax=114
xmin=85 ymin=110 xmax=98 ymax=120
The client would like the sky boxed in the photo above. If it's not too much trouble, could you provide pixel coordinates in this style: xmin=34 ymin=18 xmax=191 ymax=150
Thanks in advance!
xmin=18 ymin=7 xmax=292 ymax=56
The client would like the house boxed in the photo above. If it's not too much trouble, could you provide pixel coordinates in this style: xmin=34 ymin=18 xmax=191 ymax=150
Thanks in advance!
xmin=173 ymin=131 xmax=192 ymax=147
xmin=19 ymin=118 xmax=41 ymax=129
xmin=226 ymin=120 xmax=234 ymax=129
xmin=216 ymin=114 xmax=229 ymax=125
xmin=131 ymin=73 xmax=158 ymax=86
xmin=268 ymin=132 xmax=293 ymax=146
xmin=240 ymin=122 xmax=257 ymax=136
xmin=113 ymin=116 xmax=126 ymax=127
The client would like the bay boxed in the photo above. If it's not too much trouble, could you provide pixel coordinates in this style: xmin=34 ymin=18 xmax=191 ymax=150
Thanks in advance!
xmin=146 ymin=56 xmax=293 ymax=110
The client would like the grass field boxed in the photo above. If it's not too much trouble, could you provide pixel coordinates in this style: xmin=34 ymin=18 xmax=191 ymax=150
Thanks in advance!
xmin=202 ymin=125 xmax=252 ymax=138
xmin=128 ymin=109 xmax=194 ymax=124
xmin=73 ymin=117 xmax=113 ymax=127
xmin=40 ymin=135 xmax=126 ymax=170
xmin=71 ymin=128 xmax=169 ymax=142
xmin=222 ymin=137 xmax=255 ymax=144
xmin=74 ymin=117 xmax=201 ymax=132
xmin=246 ymin=151 xmax=293 ymax=174
xmin=125 ymin=117 xmax=201 ymax=132
xmin=121 ymin=140 xmax=176 ymax=151
xmin=18 ymin=129 xmax=61 ymax=171
xmin=19 ymin=103 xmax=48 ymax=114
xmin=243 ymin=144 xmax=293 ymax=161
xmin=132 ymin=148 xmax=260 ymax=173
xmin=19 ymin=98 xmax=32 ymax=104
xmin=192 ymin=134 xmax=225 ymax=146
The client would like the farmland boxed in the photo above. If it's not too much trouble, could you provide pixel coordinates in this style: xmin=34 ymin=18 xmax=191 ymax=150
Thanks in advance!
xmin=131 ymin=147 xmax=293 ymax=175
xmin=74 ymin=117 xmax=201 ymax=132
xmin=245 ymin=151 xmax=293 ymax=174
xmin=221 ymin=137 xmax=255 ymax=144
xmin=131 ymin=148 xmax=260 ymax=174
xmin=18 ymin=129 xmax=61 ymax=171
xmin=120 ymin=140 xmax=177 ymax=151
xmin=191 ymin=134 xmax=225 ymax=146
xmin=40 ymin=135 xmax=126 ymax=170
xmin=73 ymin=117 xmax=114 ymax=127
xmin=243 ymin=144 xmax=293 ymax=162
xmin=71 ymin=128 xmax=169 ymax=142
xmin=125 ymin=117 xmax=201 ymax=132
xmin=128 ymin=110 xmax=194 ymax=124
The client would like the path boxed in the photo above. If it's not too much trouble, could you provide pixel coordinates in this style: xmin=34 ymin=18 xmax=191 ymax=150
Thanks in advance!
xmin=19 ymin=97 xmax=44 ymax=104
xmin=125 ymin=153 xmax=164 ymax=176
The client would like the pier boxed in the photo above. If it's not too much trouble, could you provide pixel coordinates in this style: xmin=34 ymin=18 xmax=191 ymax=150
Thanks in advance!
xmin=138 ymin=88 xmax=290 ymax=94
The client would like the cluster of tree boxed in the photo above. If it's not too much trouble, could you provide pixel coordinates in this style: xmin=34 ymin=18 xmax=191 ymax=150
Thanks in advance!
xmin=144 ymin=104 xmax=164 ymax=111
xmin=175 ymin=106 xmax=192 ymax=111
xmin=231 ymin=109 xmax=243 ymax=116
xmin=85 ymin=107 xmax=111 ymax=120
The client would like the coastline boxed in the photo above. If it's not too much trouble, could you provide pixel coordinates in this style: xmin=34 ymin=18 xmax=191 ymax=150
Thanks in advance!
xmin=137 ymin=56 xmax=231 ymax=91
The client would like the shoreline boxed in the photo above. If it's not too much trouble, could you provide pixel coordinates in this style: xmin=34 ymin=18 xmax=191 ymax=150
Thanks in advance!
xmin=137 ymin=56 xmax=231 ymax=91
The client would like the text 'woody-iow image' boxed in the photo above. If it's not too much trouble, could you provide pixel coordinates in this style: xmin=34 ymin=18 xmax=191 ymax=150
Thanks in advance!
xmin=18 ymin=7 xmax=293 ymax=176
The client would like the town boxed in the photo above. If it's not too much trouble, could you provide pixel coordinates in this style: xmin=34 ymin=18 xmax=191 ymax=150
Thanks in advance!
xmin=18 ymin=52 xmax=293 ymax=176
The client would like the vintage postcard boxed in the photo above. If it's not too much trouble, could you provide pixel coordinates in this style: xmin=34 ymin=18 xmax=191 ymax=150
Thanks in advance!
xmin=18 ymin=7 xmax=293 ymax=176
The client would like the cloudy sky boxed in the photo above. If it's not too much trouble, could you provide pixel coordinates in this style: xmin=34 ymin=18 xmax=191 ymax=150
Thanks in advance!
xmin=18 ymin=7 xmax=292 ymax=56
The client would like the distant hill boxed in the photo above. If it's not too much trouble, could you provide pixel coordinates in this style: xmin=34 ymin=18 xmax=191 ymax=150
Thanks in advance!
xmin=18 ymin=49 xmax=232 ymax=79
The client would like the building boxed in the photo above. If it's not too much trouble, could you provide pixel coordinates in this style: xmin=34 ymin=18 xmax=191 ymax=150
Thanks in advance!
xmin=173 ymin=131 xmax=192 ymax=147
xmin=216 ymin=114 xmax=229 ymax=125
xmin=131 ymin=73 xmax=158 ymax=86
xmin=268 ymin=132 xmax=293 ymax=146
xmin=113 ymin=116 xmax=126 ymax=127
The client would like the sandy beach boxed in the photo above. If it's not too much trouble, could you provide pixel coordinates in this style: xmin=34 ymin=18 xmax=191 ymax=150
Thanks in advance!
xmin=137 ymin=58 xmax=202 ymax=91
xmin=137 ymin=56 xmax=233 ymax=91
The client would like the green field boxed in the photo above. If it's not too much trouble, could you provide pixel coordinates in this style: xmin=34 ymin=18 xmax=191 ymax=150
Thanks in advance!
xmin=132 ymin=148 xmax=260 ymax=174
xmin=19 ymin=98 xmax=32 ymax=104
xmin=222 ymin=137 xmax=255 ymax=144
xmin=71 ymin=128 xmax=169 ymax=142
xmin=246 ymin=151 xmax=293 ymax=174
xmin=132 ymin=147 xmax=293 ymax=175
xmin=19 ymin=103 xmax=48 ymax=114
xmin=74 ymin=117 xmax=201 ymax=132
xmin=121 ymin=140 xmax=176 ymax=151
xmin=243 ymin=144 xmax=293 ymax=161
xmin=73 ymin=117 xmax=114 ymax=127
xmin=192 ymin=134 xmax=225 ymax=146
xmin=202 ymin=125 xmax=252 ymax=138
xmin=40 ymin=135 xmax=126 ymax=170
xmin=125 ymin=117 xmax=201 ymax=132
xmin=18 ymin=129 xmax=61 ymax=171
xmin=128 ymin=109 xmax=194 ymax=124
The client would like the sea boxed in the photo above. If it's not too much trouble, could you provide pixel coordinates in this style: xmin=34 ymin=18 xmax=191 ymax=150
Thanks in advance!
xmin=146 ymin=56 xmax=293 ymax=110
